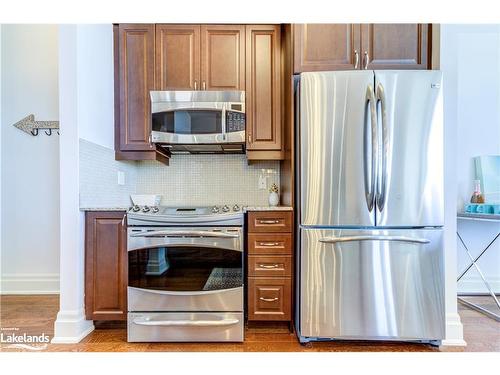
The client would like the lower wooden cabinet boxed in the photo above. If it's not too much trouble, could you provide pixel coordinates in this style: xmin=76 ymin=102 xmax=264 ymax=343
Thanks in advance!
xmin=247 ymin=211 xmax=293 ymax=323
xmin=248 ymin=278 xmax=291 ymax=321
xmin=85 ymin=211 xmax=127 ymax=321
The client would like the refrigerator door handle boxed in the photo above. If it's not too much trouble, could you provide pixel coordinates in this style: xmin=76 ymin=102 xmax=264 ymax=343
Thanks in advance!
xmin=364 ymin=85 xmax=378 ymax=212
xmin=319 ymin=235 xmax=430 ymax=244
xmin=375 ymin=83 xmax=388 ymax=212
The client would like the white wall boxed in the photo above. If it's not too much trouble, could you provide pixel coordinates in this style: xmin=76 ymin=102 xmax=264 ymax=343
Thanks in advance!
xmin=77 ymin=24 xmax=115 ymax=149
xmin=442 ymin=25 xmax=500 ymax=294
xmin=0 ymin=25 xmax=60 ymax=294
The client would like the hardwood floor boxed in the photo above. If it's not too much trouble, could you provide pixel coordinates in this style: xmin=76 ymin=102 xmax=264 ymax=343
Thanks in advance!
xmin=0 ymin=295 xmax=498 ymax=352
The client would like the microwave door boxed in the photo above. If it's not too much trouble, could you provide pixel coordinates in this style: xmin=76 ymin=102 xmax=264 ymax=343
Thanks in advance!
xmin=151 ymin=107 xmax=225 ymax=144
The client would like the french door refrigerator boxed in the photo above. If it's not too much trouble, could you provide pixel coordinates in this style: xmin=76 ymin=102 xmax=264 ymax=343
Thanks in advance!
xmin=297 ymin=70 xmax=445 ymax=344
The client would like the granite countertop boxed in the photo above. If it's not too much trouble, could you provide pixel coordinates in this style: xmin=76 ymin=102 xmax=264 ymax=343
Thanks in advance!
xmin=80 ymin=207 xmax=129 ymax=212
xmin=243 ymin=206 xmax=293 ymax=212
xmin=80 ymin=206 xmax=293 ymax=212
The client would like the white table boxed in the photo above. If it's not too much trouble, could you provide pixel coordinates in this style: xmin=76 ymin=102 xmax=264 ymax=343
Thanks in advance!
xmin=457 ymin=213 xmax=500 ymax=321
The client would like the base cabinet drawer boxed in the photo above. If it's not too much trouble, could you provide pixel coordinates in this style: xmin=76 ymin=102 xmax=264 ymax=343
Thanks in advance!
xmin=248 ymin=256 xmax=292 ymax=277
xmin=248 ymin=211 xmax=292 ymax=233
xmin=248 ymin=278 xmax=291 ymax=321
xmin=248 ymin=234 xmax=292 ymax=255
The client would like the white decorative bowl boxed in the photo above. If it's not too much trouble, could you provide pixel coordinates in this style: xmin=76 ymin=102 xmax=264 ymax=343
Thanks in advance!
xmin=130 ymin=194 xmax=162 ymax=206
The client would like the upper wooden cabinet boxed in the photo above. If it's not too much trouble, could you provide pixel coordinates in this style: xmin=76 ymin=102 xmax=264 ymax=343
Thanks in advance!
xmin=156 ymin=24 xmax=245 ymax=91
xmin=155 ymin=24 xmax=200 ymax=90
xmin=246 ymin=25 xmax=283 ymax=159
xmin=117 ymin=24 xmax=155 ymax=151
xmin=294 ymin=23 xmax=431 ymax=72
xmin=361 ymin=24 xmax=429 ymax=70
xmin=294 ymin=24 xmax=361 ymax=72
xmin=201 ymin=25 xmax=245 ymax=90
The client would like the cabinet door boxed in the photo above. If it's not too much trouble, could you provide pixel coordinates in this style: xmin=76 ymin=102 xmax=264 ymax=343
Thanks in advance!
xmin=246 ymin=25 xmax=282 ymax=152
xmin=118 ymin=24 xmax=155 ymax=151
xmin=294 ymin=24 xmax=361 ymax=73
xmin=361 ymin=24 xmax=430 ymax=70
xmin=156 ymin=24 xmax=201 ymax=90
xmin=85 ymin=211 xmax=127 ymax=321
xmin=201 ymin=25 xmax=245 ymax=90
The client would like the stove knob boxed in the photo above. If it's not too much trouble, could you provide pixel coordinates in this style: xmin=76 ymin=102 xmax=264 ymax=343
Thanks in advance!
xmin=151 ymin=206 xmax=159 ymax=213
xmin=132 ymin=205 xmax=141 ymax=212
xmin=222 ymin=205 xmax=230 ymax=213
xmin=211 ymin=206 xmax=220 ymax=213
xmin=232 ymin=204 xmax=240 ymax=212
xmin=142 ymin=205 xmax=150 ymax=213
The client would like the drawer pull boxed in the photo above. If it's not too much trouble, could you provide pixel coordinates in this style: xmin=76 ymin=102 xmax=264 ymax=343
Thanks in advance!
xmin=258 ymin=242 xmax=280 ymax=247
xmin=258 ymin=219 xmax=280 ymax=224
xmin=258 ymin=264 xmax=280 ymax=269
xmin=259 ymin=297 xmax=279 ymax=302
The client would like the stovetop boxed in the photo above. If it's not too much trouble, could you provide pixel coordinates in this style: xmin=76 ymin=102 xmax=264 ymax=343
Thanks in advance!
xmin=128 ymin=204 xmax=242 ymax=215
xmin=127 ymin=205 xmax=244 ymax=226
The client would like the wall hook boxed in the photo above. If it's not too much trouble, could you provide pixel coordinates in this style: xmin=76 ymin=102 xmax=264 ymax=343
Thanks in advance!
xmin=31 ymin=129 xmax=39 ymax=136
xmin=45 ymin=129 xmax=52 ymax=136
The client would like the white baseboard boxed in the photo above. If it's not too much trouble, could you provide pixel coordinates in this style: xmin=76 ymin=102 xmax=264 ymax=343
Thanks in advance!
xmin=457 ymin=276 xmax=500 ymax=294
xmin=0 ymin=273 xmax=60 ymax=294
xmin=52 ymin=308 xmax=94 ymax=344
xmin=441 ymin=312 xmax=466 ymax=348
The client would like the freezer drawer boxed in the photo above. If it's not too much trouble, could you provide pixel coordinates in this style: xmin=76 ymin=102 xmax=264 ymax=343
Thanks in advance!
xmin=300 ymin=228 xmax=445 ymax=341
xmin=128 ymin=312 xmax=244 ymax=342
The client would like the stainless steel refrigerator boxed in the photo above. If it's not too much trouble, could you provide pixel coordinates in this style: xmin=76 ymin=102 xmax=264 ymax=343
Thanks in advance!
xmin=296 ymin=70 xmax=445 ymax=344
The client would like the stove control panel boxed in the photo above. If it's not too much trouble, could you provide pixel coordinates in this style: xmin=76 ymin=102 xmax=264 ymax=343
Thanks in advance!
xmin=129 ymin=205 xmax=242 ymax=215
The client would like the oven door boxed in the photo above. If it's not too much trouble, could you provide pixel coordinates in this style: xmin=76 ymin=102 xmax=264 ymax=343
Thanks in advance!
xmin=127 ymin=227 xmax=243 ymax=312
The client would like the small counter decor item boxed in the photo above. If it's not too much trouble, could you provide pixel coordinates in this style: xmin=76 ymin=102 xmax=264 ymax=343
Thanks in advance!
xmin=470 ymin=179 xmax=485 ymax=204
xmin=268 ymin=183 xmax=279 ymax=207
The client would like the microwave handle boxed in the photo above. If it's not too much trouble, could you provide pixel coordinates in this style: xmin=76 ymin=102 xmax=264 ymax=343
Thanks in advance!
xmin=222 ymin=105 xmax=227 ymax=141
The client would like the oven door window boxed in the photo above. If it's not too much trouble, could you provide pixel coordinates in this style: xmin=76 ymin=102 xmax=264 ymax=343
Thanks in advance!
xmin=129 ymin=246 xmax=242 ymax=292
xmin=152 ymin=110 xmax=222 ymax=135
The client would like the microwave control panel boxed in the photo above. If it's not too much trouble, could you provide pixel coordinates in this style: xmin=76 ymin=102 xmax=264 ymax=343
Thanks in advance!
xmin=226 ymin=111 xmax=246 ymax=133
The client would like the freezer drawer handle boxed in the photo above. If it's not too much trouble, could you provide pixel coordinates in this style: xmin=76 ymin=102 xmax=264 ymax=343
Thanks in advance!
xmin=319 ymin=235 xmax=430 ymax=244
xmin=259 ymin=297 xmax=279 ymax=302
xmin=132 ymin=318 xmax=239 ymax=327
xmin=130 ymin=230 xmax=239 ymax=238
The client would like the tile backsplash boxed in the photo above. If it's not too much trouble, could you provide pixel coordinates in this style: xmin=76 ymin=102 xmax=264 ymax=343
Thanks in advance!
xmin=79 ymin=139 xmax=280 ymax=208
xmin=136 ymin=156 xmax=279 ymax=206
xmin=79 ymin=139 xmax=137 ymax=208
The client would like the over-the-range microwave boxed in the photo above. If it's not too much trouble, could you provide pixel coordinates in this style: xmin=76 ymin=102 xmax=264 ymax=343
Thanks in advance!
xmin=150 ymin=90 xmax=245 ymax=154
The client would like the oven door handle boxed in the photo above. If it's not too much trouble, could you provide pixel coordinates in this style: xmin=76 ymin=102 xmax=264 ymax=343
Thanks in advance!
xmin=132 ymin=318 xmax=240 ymax=327
xmin=130 ymin=230 xmax=239 ymax=238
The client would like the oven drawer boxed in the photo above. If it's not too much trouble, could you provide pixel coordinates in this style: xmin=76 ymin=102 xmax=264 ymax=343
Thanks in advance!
xmin=128 ymin=286 xmax=243 ymax=312
xmin=128 ymin=312 xmax=244 ymax=342
xmin=248 ymin=278 xmax=291 ymax=321
xmin=248 ymin=211 xmax=292 ymax=233
xmin=248 ymin=256 xmax=292 ymax=277
xmin=248 ymin=234 xmax=292 ymax=255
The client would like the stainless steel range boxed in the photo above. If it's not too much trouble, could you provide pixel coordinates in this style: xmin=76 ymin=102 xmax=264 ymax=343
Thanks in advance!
xmin=127 ymin=205 xmax=244 ymax=342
